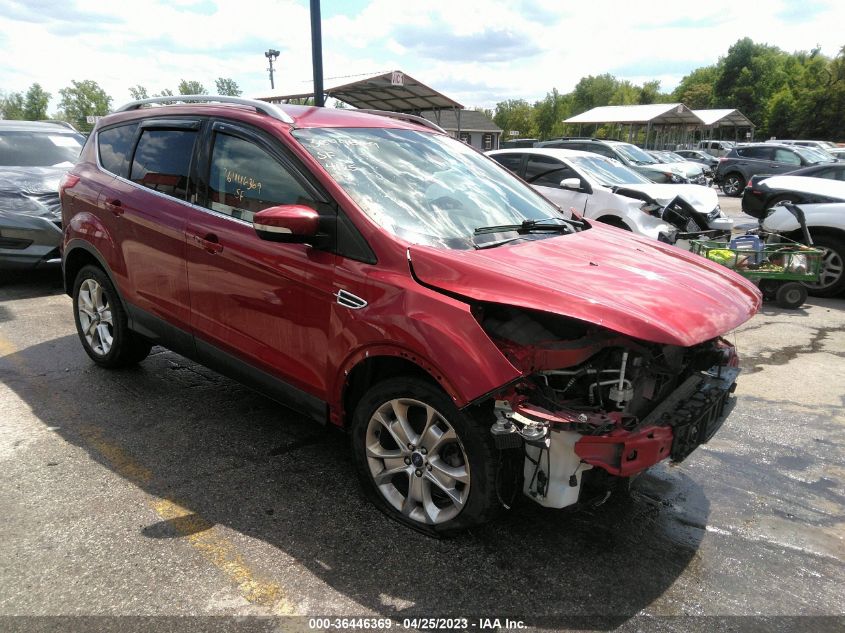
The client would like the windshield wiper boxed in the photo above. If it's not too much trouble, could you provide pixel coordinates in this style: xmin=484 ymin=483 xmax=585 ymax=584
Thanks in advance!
xmin=473 ymin=217 xmax=576 ymax=236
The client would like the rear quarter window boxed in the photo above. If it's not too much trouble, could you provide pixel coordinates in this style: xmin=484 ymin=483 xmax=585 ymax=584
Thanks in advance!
xmin=97 ymin=123 xmax=139 ymax=178
xmin=737 ymin=146 xmax=774 ymax=160
xmin=491 ymin=153 xmax=524 ymax=174
xmin=130 ymin=128 xmax=198 ymax=200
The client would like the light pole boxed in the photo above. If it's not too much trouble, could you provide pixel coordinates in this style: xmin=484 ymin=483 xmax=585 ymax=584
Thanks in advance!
xmin=310 ymin=0 xmax=324 ymax=106
xmin=265 ymin=49 xmax=280 ymax=90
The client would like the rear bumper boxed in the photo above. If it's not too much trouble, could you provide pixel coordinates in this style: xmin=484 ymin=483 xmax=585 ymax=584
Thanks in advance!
xmin=0 ymin=214 xmax=62 ymax=270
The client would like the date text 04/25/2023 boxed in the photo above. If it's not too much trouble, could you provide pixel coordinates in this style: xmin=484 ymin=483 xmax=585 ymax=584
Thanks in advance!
xmin=307 ymin=617 xmax=527 ymax=630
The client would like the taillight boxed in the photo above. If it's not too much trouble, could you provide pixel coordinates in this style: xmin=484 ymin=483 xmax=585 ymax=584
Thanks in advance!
xmin=747 ymin=179 xmax=752 ymax=187
xmin=718 ymin=157 xmax=728 ymax=162
xmin=59 ymin=173 xmax=80 ymax=197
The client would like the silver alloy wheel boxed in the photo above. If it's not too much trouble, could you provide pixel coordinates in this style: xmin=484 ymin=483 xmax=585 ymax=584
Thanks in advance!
xmin=77 ymin=278 xmax=114 ymax=356
xmin=723 ymin=175 xmax=742 ymax=195
xmin=365 ymin=398 xmax=470 ymax=525
xmin=805 ymin=246 xmax=843 ymax=291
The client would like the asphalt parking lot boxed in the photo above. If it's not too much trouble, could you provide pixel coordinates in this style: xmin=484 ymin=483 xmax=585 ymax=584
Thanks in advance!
xmin=1 ymin=203 xmax=843 ymax=632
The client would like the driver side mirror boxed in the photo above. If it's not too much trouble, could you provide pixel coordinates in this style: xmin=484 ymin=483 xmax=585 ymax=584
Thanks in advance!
xmin=560 ymin=177 xmax=592 ymax=194
xmin=253 ymin=205 xmax=320 ymax=243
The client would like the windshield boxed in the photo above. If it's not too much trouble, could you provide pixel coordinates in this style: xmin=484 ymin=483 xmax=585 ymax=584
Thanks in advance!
xmin=0 ymin=131 xmax=84 ymax=167
xmin=293 ymin=128 xmax=568 ymax=249
xmin=612 ymin=143 xmax=659 ymax=165
xmin=569 ymin=155 xmax=653 ymax=186
xmin=797 ymin=146 xmax=835 ymax=163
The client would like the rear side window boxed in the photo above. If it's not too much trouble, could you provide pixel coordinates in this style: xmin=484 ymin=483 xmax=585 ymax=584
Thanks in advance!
xmin=98 ymin=123 xmax=139 ymax=178
xmin=130 ymin=129 xmax=197 ymax=200
xmin=205 ymin=133 xmax=312 ymax=223
xmin=491 ymin=153 xmax=524 ymax=174
xmin=525 ymin=155 xmax=577 ymax=187
xmin=774 ymin=148 xmax=801 ymax=165
xmin=737 ymin=146 xmax=773 ymax=160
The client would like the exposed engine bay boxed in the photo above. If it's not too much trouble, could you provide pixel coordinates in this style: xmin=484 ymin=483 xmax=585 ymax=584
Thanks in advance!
xmin=613 ymin=188 xmax=724 ymax=243
xmin=476 ymin=303 xmax=740 ymax=509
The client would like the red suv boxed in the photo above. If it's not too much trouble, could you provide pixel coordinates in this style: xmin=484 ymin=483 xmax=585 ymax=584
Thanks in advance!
xmin=60 ymin=96 xmax=760 ymax=534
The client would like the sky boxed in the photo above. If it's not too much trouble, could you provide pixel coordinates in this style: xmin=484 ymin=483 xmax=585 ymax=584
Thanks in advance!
xmin=0 ymin=0 xmax=842 ymax=113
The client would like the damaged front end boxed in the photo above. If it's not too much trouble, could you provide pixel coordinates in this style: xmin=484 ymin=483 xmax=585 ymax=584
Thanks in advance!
xmin=476 ymin=303 xmax=740 ymax=509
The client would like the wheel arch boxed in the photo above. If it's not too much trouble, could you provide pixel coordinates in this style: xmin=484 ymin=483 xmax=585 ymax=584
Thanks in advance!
xmin=595 ymin=214 xmax=632 ymax=230
xmin=338 ymin=351 xmax=463 ymax=430
xmin=783 ymin=225 xmax=845 ymax=243
xmin=63 ymin=241 xmax=129 ymax=314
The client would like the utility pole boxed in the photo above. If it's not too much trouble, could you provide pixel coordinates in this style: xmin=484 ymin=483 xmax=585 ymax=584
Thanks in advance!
xmin=310 ymin=0 xmax=324 ymax=106
xmin=265 ymin=49 xmax=280 ymax=90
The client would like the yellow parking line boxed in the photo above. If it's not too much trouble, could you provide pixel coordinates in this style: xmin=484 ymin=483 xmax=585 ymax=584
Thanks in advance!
xmin=0 ymin=337 xmax=17 ymax=358
xmin=0 ymin=332 xmax=295 ymax=614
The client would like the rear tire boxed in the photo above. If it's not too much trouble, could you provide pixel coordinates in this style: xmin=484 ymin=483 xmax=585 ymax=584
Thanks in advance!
xmin=73 ymin=265 xmax=152 ymax=367
xmin=350 ymin=377 xmax=502 ymax=535
xmin=721 ymin=173 xmax=744 ymax=197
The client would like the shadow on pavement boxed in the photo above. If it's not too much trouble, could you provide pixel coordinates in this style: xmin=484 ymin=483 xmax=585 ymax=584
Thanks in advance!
xmin=2 ymin=335 xmax=712 ymax=628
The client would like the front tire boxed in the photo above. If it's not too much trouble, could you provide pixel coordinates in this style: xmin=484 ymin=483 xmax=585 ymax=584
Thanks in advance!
xmin=350 ymin=377 xmax=501 ymax=535
xmin=803 ymin=234 xmax=845 ymax=297
xmin=73 ymin=265 xmax=152 ymax=367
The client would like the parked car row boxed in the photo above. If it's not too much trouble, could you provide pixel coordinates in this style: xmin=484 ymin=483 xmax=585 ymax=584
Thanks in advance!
xmin=535 ymin=138 xmax=709 ymax=185
xmin=487 ymin=147 xmax=730 ymax=242
xmin=715 ymin=142 xmax=837 ymax=196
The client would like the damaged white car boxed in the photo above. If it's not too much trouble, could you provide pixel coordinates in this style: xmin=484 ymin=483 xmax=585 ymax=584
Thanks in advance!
xmin=488 ymin=147 xmax=732 ymax=243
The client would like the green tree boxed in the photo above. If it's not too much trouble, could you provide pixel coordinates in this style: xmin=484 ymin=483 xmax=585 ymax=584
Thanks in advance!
xmin=765 ymin=87 xmax=796 ymax=138
xmin=638 ymin=80 xmax=663 ymax=105
xmin=57 ymin=80 xmax=112 ymax=132
xmin=23 ymin=83 xmax=51 ymax=120
xmin=214 ymin=77 xmax=241 ymax=96
xmin=532 ymin=89 xmax=571 ymax=140
xmin=1 ymin=91 xmax=25 ymax=119
xmin=609 ymin=80 xmax=639 ymax=105
xmin=129 ymin=85 xmax=149 ymax=100
xmin=672 ymin=66 xmax=718 ymax=109
xmin=493 ymin=99 xmax=537 ymax=138
xmin=178 ymin=80 xmax=207 ymax=95
xmin=571 ymin=74 xmax=619 ymax=113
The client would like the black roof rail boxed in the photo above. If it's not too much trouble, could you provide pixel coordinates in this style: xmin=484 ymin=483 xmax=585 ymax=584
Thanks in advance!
xmin=356 ymin=109 xmax=446 ymax=134
xmin=114 ymin=95 xmax=295 ymax=124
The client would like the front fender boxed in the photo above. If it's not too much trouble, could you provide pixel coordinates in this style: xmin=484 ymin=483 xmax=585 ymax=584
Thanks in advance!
xmin=327 ymin=278 xmax=522 ymax=418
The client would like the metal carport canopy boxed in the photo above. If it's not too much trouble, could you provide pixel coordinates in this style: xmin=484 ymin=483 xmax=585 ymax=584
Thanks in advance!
xmin=563 ymin=103 xmax=704 ymax=126
xmin=692 ymin=109 xmax=755 ymax=128
xmin=254 ymin=70 xmax=464 ymax=113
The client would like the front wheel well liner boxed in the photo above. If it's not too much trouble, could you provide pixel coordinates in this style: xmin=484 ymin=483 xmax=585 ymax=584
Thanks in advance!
xmin=342 ymin=356 xmax=444 ymax=429
xmin=595 ymin=215 xmax=631 ymax=230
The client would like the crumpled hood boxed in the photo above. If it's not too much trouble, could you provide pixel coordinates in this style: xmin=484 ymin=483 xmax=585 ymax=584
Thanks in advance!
xmin=660 ymin=161 xmax=704 ymax=178
xmin=0 ymin=166 xmax=64 ymax=218
xmin=409 ymin=225 xmax=760 ymax=347
xmin=616 ymin=183 xmax=720 ymax=215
